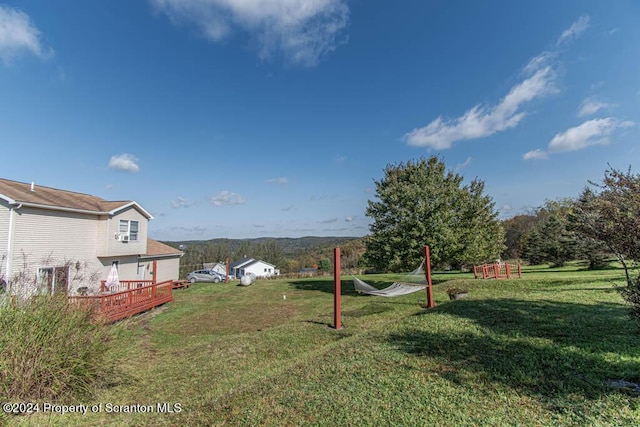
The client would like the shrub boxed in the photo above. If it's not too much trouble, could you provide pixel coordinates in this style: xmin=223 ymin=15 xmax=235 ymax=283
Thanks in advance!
xmin=0 ymin=295 xmax=115 ymax=402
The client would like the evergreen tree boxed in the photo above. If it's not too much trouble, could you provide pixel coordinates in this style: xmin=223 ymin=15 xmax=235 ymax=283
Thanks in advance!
xmin=365 ymin=156 xmax=504 ymax=272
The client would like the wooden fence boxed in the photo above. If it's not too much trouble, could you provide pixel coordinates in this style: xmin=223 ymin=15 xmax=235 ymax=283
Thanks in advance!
xmin=69 ymin=280 xmax=174 ymax=323
xmin=473 ymin=263 xmax=522 ymax=280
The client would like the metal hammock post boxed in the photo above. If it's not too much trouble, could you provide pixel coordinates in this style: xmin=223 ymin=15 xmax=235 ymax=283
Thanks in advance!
xmin=333 ymin=247 xmax=342 ymax=329
xmin=424 ymin=245 xmax=434 ymax=308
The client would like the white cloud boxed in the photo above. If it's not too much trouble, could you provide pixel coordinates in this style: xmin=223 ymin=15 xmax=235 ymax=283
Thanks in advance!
xmin=556 ymin=15 xmax=590 ymax=46
xmin=209 ymin=190 xmax=245 ymax=206
xmin=524 ymin=118 xmax=635 ymax=160
xmin=405 ymin=16 xmax=590 ymax=150
xmin=267 ymin=177 xmax=288 ymax=185
xmin=151 ymin=0 xmax=349 ymax=67
xmin=0 ymin=5 xmax=53 ymax=64
xmin=405 ymin=67 xmax=556 ymax=149
xmin=578 ymin=97 xmax=614 ymax=117
xmin=523 ymin=149 xmax=548 ymax=160
xmin=334 ymin=155 xmax=346 ymax=163
xmin=108 ymin=154 xmax=140 ymax=173
xmin=548 ymin=118 xmax=634 ymax=153
xmin=319 ymin=217 xmax=338 ymax=224
xmin=345 ymin=216 xmax=354 ymax=222
xmin=171 ymin=197 xmax=193 ymax=208
xmin=455 ymin=157 xmax=472 ymax=170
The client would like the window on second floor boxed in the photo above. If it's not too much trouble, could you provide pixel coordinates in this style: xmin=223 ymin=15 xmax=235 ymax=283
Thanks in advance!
xmin=119 ymin=220 xmax=139 ymax=241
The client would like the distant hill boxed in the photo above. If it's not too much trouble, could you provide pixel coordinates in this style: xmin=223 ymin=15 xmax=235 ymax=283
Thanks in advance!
xmin=164 ymin=236 xmax=362 ymax=257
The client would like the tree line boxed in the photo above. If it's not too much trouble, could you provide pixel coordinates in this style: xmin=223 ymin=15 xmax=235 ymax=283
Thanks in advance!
xmin=363 ymin=157 xmax=639 ymax=323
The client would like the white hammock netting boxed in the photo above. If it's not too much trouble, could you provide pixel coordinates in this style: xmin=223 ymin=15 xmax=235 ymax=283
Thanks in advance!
xmin=352 ymin=260 xmax=427 ymax=297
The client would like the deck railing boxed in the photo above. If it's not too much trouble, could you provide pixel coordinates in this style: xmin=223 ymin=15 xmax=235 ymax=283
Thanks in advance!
xmin=70 ymin=280 xmax=174 ymax=323
xmin=473 ymin=263 xmax=522 ymax=279
xmin=100 ymin=279 xmax=154 ymax=294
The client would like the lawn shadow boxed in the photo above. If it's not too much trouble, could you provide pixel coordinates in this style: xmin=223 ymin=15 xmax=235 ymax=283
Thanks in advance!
xmin=288 ymin=276 xmax=443 ymax=295
xmin=288 ymin=279 xmax=360 ymax=295
xmin=289 ymin=277 xmax=412 ymax=296
xmin=387 ymin=298 xmax=640 ymax=403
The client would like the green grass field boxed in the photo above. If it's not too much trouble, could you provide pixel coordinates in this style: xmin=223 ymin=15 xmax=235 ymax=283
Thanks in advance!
xmin=8 ymin=264 xmax=640 ymax=426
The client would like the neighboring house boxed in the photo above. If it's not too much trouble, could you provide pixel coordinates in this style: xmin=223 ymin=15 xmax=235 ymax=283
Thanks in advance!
xmin=230 ymin=257 xmax=278 ymax=278
xmin=203 ymin=262 xmax=228 ymax=276
xmin=0 ymin=178 xmax=183 ymax=297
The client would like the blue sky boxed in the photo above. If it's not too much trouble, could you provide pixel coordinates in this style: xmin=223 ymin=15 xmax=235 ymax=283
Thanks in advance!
xmin=1 ymin=1 xmax=638 ymax=241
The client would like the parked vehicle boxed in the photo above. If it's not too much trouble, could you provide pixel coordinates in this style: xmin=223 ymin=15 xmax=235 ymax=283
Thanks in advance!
xmin=186 ymin=270 xmax=225 ymax=284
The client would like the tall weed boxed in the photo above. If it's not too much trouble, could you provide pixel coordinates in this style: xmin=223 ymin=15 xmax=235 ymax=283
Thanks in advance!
xmin=0 ymin=295 xmax=115 ymax=402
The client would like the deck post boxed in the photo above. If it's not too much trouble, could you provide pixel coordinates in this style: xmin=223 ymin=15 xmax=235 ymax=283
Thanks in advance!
xmin=333 ymin=247 xmax=342 ymax=330
xmin=424 ymin=245 xmax=434 ymax=308
xmin=152 ymin=261 xmax=157 ymax=285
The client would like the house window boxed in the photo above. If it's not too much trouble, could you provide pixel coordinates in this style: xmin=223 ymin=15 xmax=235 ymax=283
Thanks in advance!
xmin=130 ymin=221 xmax=139 ymax=241
xmin=37 ymin=266 xmax=69 ymax=295
xmin=119 ymin=220 xmax=139 ymax=241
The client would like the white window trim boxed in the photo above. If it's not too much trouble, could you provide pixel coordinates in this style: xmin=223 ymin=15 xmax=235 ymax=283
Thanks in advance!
xmin=118 ymin=220 xmax=139 ymax=242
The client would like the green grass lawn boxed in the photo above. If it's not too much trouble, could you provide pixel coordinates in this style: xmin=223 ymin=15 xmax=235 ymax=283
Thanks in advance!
xmin=10 ymin=264 xmax=640 ymax=426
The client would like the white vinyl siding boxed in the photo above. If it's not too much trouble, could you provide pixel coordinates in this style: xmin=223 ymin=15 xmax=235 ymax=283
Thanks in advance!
xmin=9 ymin=207 xmax=103 ymax=296
xmin=0 ymin=201 xmax=10 ymax=282
xmin=137 ymin=257 xmax=181 ymax=283
xmin=104 ymin=207 xmax=147 ymax=256
xmin=98 ymin=255 xmax=139 ymax=285
xmin=241 ymin=260 xmax=276 ymax=278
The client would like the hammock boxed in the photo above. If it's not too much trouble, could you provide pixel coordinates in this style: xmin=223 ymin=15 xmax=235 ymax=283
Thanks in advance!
xmin=353 ymin=276 xmax=426 ymax=297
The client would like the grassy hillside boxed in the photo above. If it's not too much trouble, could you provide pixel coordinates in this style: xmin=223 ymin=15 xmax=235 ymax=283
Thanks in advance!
xmin=10 ymin=264 xmax=640 ymax=426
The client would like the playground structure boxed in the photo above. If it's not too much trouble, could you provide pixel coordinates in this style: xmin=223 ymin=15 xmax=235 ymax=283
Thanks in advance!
xmin=473 ymin=262 xmax=522 ymax=280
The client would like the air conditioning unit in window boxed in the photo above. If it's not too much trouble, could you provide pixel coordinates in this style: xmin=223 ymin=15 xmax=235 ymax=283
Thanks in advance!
xmin=116 ymin=234 xmax=129 ymax=242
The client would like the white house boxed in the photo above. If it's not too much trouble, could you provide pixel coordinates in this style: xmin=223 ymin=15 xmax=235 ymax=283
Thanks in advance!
xmin=0 ymin=178 xmax=183 ymax=297
xmin=229 ymin=257 xmax=278 ymax=279
xmin=203 ymin=262 xmax=228 ymax=277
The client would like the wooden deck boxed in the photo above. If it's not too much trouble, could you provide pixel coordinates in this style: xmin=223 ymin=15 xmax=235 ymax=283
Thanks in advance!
xmin=172 ymin=279 xmax=190 ymax=289
xmin=70 ymin=280 xmax=174 ymax=323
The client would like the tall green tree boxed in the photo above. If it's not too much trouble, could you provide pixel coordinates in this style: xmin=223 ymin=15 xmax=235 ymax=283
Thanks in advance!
xmin=501 ymin=214 xmax=537 ymax=260
xmin=365 ymin=156 xmax=504 ymax=272
xmin=516 ymin=199 xmax=580 ymax=267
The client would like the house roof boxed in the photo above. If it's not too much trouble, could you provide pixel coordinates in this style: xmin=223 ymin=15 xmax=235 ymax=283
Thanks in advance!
xmin=143 ymin=238 xmax=183 ymax=257
xmin=0 ymin=178 xmax=152 ymax=218
xmin=230 ymin=257 xmax=254 ymax=269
